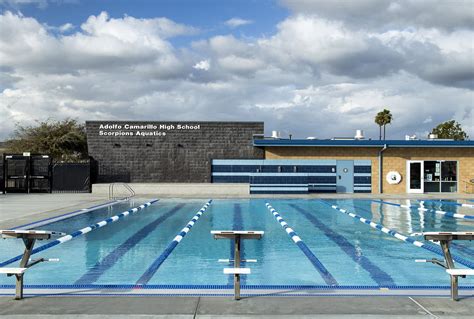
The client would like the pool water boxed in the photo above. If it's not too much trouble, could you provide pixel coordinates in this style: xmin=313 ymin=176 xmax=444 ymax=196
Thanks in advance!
xmin=0 ymin=198 xmax=473 ymax=288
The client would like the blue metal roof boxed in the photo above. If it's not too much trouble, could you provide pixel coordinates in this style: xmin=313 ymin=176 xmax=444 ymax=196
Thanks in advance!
xmin=253 ymin=139 xmax=474 ymax=148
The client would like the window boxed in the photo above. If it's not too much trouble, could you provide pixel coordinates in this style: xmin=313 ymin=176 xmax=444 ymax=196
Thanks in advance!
xmin=423 ymin=160 xmax=457 ymax=193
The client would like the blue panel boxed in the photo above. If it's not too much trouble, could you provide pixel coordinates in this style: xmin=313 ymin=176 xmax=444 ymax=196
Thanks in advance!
xmin=250 ymin=190 xmax=309 ymax=194
xmin=354 ymin=160 xmax=372 ymax=166
xmin=250 ymin=187 xmax=308 ymax=191
xmin=281 ymin=165 xmax=297 ymax=173
xmin=307 ymin=176 xmax=337 ymax=184
xmin=212 ymin=176 xmax=249 ymax=183
xmin=354 ymin=176 xmax=371 ymax=184
xmin=212 ymin=165 xmax=260 ymax=173
xmin=261 ymin=166 xmax=279 ymax=173
xmin=297 ymin=165 xmax=336 ymax=173
xmin=211 ymin=165 xmax=233 ymax=173
xmin=250 ymin=176 xmax=308 ymax=184
xmin=354 ymin=166 xmax=371 ymax=173
xmin=212 ymin=159 xmax=264 ymax=165
xmin=232 ymin=165 xmax=260 ymax=172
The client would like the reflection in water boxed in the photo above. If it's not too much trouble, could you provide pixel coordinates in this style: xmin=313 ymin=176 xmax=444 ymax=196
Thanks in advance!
xmin=352 ymin=200 xmax=414 ymax=234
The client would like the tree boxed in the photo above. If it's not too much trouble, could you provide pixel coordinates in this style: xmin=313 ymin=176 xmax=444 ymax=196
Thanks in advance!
xmin=430 ymin=120 xmax=468 ymax=140
xmin=6 ymin=119 xmax=88 ymax=161
xmin=374 ymin=109 xmax=393 ymax=140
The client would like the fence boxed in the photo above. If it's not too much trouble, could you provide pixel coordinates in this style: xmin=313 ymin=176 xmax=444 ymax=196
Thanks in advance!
xmin=52 ymin=162 xmax=91 ymax=193
xmin=2 ymin=155 xmax=94 ymax=194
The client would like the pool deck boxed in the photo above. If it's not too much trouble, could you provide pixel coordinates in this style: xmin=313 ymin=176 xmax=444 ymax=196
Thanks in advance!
xmin=0 ymin=193 xmax=112 ymax=229
xmin=1 ymin=192 xmax=473 ymax=317
xmin=1 ymin=295 xmax=474 ymax=318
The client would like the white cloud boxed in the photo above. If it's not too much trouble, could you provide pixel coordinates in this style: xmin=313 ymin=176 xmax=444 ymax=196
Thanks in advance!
xmin=280 ymin=0 xmax=474 ymax=30
xmin=225 ymin=17 xmax=253 ymax=28
xmin=0 ymin=0 xmax=48 ymax=7
xmin=193 ymin=59 xmax=210 ymax=71
xmin=58 ymin=22 xmax=73 ymax=33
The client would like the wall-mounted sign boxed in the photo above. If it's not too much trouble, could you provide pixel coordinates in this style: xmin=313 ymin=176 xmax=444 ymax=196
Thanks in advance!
xmin=97 ymin=123 xmax=201 ymax=137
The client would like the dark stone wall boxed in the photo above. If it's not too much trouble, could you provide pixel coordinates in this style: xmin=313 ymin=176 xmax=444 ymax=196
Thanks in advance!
xmin=86 ymin=121 xmax=264 ymax=183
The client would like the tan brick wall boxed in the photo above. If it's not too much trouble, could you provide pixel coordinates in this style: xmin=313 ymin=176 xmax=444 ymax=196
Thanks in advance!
xmin=264 ymin=147 xmax=474 ymax=194
xmin=381 ymin=148 xmax=474 ymax=194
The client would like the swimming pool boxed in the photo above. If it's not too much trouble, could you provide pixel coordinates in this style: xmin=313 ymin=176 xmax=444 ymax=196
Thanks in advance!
xmin=1 ymin=198 xmax=473 ymax=295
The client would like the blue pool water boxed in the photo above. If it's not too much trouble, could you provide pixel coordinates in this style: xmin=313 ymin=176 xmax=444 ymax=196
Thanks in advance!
xmin=0 ymin=198 xmax=473 ymax=288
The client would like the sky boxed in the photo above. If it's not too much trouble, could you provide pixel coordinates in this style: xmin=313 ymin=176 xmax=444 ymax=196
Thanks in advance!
xmin=0 ymin=0 xmax=473 ymax=140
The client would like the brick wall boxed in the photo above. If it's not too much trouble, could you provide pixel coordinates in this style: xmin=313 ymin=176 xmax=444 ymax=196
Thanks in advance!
xmin=265 ymin=146 xmax=474 ymax=194
xmin=86 ymin=121 xmax=264 ymax=183
xmin=381 ymin=148 xmax=474 ymax=194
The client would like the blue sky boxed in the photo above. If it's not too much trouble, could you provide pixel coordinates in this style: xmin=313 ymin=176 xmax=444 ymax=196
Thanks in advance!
xmin=2 ymin=0 xmax=288 ymax=40
xmin=0 ymin=0 xmax=472 ymax=140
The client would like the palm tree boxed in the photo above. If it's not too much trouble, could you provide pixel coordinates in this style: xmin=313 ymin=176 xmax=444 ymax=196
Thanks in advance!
xmin=374 ymin=109 xmax=393 ymax=140
xmin=375 ymin=112 xmax=384 ymax=140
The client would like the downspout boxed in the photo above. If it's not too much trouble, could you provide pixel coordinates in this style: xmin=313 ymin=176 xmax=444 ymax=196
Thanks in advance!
xmin=378 ymin=144 xmax=388 ymax=194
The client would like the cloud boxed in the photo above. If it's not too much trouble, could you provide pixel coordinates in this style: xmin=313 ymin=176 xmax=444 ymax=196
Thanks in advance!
xmin=280 ymin=0 xmax=474 ymax=31
xmin=0 ymin=10 xmax=472 ymax=142
xmin=0 ymin=0 xmax=77 ymax=9
xmin=225 ymin=17 xmax=253 ymax=28
xmin=0 ymin=0 xmax=48 ymax=8
xmin=259 ymin=16 xmax=405 ymax=78
xmin=0 ymin=11 xmax=194 ymax=75
xmin=193 ymin=59 xmax=210 ymax=71
xmin=58 ymin=22 xmax=73 ymax=33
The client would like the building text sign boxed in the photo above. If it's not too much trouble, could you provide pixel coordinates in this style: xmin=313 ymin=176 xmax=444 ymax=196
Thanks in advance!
xmin=98 ymin=123 xmax=201 ymax=137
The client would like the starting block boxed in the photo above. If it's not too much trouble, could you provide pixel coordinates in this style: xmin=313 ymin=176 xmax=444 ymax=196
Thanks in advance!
xmin=0 ymin=229 xmax=64 ymax=300
xmin=211 ymin=230 xmax=264 ymax=300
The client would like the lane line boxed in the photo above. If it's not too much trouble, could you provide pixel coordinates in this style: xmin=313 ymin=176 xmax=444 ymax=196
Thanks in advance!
xmin=372 ymin=199 xmax=474 ymax=221
xmin=265 ymin=202 xmax=338 ymax=286
xmin=418 ymin=199 xmax=474 ymax=209
xmin=0 ymin=199 xmax=159 ymax=268
xmin=135 ymin=200 xmax=213 ymax=285
xmin=75 ymin=203 xmax=186 ymax=285
xmin=320 ymin=200 xmax=474 ymax=269
xmin=289 ymin=203 xmax=395 ymax=287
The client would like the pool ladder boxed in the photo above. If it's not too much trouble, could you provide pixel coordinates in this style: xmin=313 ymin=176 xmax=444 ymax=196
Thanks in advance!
xmin=108 ymin=183 xmax=136 ymax=200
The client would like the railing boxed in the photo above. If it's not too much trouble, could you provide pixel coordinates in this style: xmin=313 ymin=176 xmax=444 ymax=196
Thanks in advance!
xmin=108 ymin=183 xmax=136 ymax=200
xmin=461 ymin=179 xmax=474 ymax=194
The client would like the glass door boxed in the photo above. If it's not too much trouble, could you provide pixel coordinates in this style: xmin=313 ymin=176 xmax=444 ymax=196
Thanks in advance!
xmin=407 ymin=161 xmax=423 ymax=193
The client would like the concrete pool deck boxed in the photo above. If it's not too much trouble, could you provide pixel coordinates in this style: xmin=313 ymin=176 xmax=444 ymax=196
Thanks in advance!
xmin=1 ymin=295 xmax=474 ymax=318
xmin=0 ymin=193 xmax=113 ymax=229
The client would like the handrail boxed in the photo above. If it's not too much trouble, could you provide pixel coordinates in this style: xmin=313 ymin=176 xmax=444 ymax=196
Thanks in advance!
xmin=108 ymin=183 xmax=136 ymax=200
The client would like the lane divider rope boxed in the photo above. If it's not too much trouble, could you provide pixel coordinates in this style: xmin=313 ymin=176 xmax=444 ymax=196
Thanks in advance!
xmin=320 ymin=200 xmax=474 ymax=269
xmin=372 ymin=200 xmax=474 ymax=221
xmin=135 ymin=200 xmax=213 ymax=286
xmin=0 ymin=199 xmax=160 ymax=268
xmin=417 ymin=199 xmax=474 ymax=209
xmin=265 ymin=202 xmax=338 ymax=286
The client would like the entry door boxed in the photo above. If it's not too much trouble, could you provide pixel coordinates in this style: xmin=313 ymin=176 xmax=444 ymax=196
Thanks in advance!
xmin=336 ymin=160 xmax=354 ymax=193
xmin=407 ymin=161 xmax=424 ymax=193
